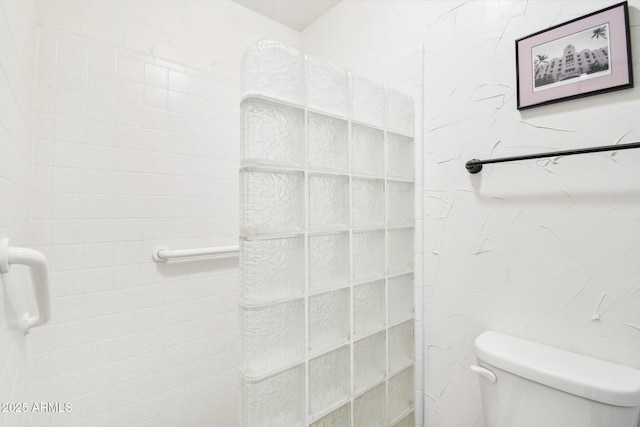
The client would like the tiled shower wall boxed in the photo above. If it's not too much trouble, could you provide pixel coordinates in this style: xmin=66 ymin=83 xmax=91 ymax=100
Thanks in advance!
xmin=240 ymin=41 xmax=415 ymax=427
xmin=28 ymin=26 xmax=240 ymax=426
xmin=0 ymin=0 xmax=36 ymax=424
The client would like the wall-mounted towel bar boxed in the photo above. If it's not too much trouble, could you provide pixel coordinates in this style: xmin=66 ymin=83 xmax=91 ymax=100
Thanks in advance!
xmin=153 ymin=245 xmax=239 ymax=262
xmin=0 ymin=238 xmax=51 ymax=334
xmin=465 ymin=141 xmax=640 ymax=173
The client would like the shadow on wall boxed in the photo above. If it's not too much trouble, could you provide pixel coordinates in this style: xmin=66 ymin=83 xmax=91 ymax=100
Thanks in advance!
xmin=469 ymin=167 xmax=640 ymax=204
xmin=154 ymin=256 xmax=239 ymax=278
xmin=1 ymin=273 xmax=25 ymax=334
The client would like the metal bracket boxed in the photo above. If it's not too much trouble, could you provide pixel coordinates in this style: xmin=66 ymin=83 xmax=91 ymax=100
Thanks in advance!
xmin=465 ymin=159 xmax=483 ymax=174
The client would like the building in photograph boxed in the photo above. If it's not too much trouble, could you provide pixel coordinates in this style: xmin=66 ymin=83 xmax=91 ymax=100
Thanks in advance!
xmin=535 ymin=44 xmax=609 ymax=87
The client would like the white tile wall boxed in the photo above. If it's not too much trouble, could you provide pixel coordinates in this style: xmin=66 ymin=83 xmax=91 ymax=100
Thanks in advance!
xmin=27 ymin=26 xmax=241 ymax=426
xmin=34 ymin=0 xmax=302 ymax=81
xmin=0 ymin=0 xmax=36 ymax=426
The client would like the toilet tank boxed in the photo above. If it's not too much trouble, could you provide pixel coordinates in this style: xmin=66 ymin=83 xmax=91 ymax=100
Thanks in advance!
xmin=472 ymin=331 xmax=640 ymax=427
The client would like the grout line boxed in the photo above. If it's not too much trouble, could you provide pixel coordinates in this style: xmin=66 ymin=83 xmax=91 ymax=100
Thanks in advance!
xmin=302 ymin=52 xmax=312 ymax=427
xmin=347 ymin=69 xmax=356 ymax=427
xmin=389 ymin=409 xmax=415 ymax=426
xmin=384 ymin=88 xmax=391 ymax=426
xmin=0 ymin=11 xmax=34 ymax=127
xmin=115 ymin=366 xmax=240 ymax=425
xmin=304 ymin=108 xmax=311 ymax=427
xmin=415 ymin=43 xmax=426 ymax=427
xmin=40 ymin=24 xmax=238 ymax=81
xmin=46 ymin=303 xmax=240 ymax=346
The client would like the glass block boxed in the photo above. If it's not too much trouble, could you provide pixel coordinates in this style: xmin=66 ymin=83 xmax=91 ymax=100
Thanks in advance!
xmin=354 ymin=383 xmax=386 ymax=427
xmin=389 ymin=320 xmax=413 ymax=373
xmin=310 ymin=403 xmax=350 ymax=427
xmin=308 ymin=113 xmax=348 ymax=172
xmin=242 ymin=98 xmax=303 ymax=166
xmin=388 ymin=274 xmax=414 ymax=324
xmin=352 ymin=124 xmax=384 ymax=176
xmin=307 ymin=55 xmax=348 ymax=116
xmin=241 ymin=169 xmax=304 ymax=234
xmin=353 ymin=230 xmax=385 ymax=282
xmin=242 ymin=40 xmax=303 ymax=104
xmin=241 ymin=364 xmax=305 ymax=427
xmin=386 ymin=133 xmax=414 ymax=180
xmin=309 ymin=174 xmax=349 ymax=229
xmin=309 ymin=288 xmax=350 ymax=352
xmin=309 ymin=346 xmax=350 ymax=416
xmin=351 ymin=75 xmax=384 ymax=127
xmin=353 ymin=280 xmax=385 ymax=337
xmin=352 ymin=178 xmax=384 ymax=227
xmin=387 ymin=181 xmax=414 ymax=226
xmin=309 ymin=232 xmax=349 ymax=291
xmin=387 ymin=228 xmax=414 ymax=275
xmin=241 ymin=300 xmax=304 ymax=377
xmin=353 ymin=331 xmax=385 ymax=393
xmin=393 ymin=412 xmax=415 ymax=427
xmin=240 ymin=236 xmax=304 ymax=305
xmin=388 ymin=367 xmax=414 ymax=422
xmin=386 ymin=89 xmax=414 ymax=137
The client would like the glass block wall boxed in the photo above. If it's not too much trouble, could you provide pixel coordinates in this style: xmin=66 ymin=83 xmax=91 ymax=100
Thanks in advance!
xmin=240 ymin=40 xmax=415 ymax=427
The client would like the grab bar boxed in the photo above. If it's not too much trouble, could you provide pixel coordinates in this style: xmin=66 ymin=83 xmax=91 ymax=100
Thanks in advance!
xmin=0 ymin=238 xmax=52 ymax=334
xmin=153 ymin=245 xmax=239 ymax=262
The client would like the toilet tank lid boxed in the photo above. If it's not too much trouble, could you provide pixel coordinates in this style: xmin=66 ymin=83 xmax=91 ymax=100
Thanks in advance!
xmin=475 ymin=331 xmax=640 ymax=407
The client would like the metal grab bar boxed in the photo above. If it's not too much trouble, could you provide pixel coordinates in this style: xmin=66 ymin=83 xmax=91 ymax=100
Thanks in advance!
xmin=153 ymin=245 xmax=239 ymax=262
xmin=465 ymin=141 xmax=640 ymax=173
xmin=0 ymin=238 xmax=52 ymax=335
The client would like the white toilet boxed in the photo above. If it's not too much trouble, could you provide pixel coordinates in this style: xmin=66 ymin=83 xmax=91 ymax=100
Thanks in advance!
xmin=471 ymin=331 xmax=640 ymax=427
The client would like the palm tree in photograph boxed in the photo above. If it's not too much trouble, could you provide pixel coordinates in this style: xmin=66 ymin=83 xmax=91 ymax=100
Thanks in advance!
xmin=534 ymin=54 xmax=549 ymax=73
xmin=592 ymin=26 xmax=607 ymax=39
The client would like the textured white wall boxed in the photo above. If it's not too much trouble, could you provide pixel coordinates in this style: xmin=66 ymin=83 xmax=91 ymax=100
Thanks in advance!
xmin=304 ymin=1 xmax=640 ymax=426
xmin=303 ymin=0 xmax=431 ymax=84
xmin=0 ymin=0 xmax=37 ymax=425
xmin=424 ymin=2 xmax=640 ymax=425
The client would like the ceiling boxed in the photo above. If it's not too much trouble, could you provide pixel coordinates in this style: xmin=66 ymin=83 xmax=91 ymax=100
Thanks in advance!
xmin=232 ymin=0 xmax=341 ymax=31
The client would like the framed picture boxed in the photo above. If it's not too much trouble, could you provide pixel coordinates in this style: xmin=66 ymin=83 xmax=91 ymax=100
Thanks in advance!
xmin=516 ymin=1 xmax=633 ymax=110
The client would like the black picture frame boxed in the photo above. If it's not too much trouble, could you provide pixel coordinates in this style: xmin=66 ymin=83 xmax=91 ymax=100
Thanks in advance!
xmin=516 ymin=1 xmax=633 ymax=110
